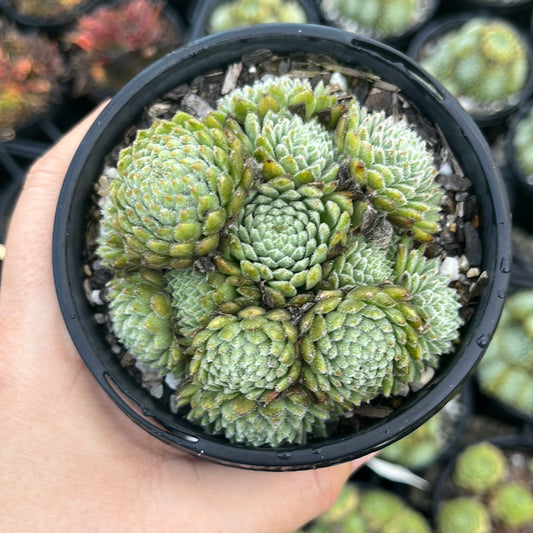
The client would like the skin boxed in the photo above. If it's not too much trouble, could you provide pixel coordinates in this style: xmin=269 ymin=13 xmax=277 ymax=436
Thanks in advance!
xmin=0 ymin=104 xmax=367 ymax=532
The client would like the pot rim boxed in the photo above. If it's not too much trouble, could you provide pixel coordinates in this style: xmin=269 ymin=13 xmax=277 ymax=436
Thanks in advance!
xmin=53 ymin=23 xmax=512 ymax=470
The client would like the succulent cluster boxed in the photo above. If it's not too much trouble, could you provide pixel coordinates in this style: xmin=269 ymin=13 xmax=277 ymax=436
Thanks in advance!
xmin=9 ymin=0 xmax=83 ymax=18
xmin=295 ymin=484 xmax=431 ymax=533
xmin=436 ymin=442 xmax=533 ymax=533
xmin=321 ymin=0 xmax=435 ymax=40
xmin=476 ymin=289 xmax=533 ymax=418
xmin=512 ymin=107 xmax=533 ymax=179
xmin=98 ymin=75 xmax=463 ymax=447
xmin=419 ymin=18 xmax=530 ymax=112
xmin=64 ymin=0 xmax=181 ymax=96
xmin=207 ymin=0 xmax=307 ymax=34
xmin=0 ymin=25 xmax=65 ymax=139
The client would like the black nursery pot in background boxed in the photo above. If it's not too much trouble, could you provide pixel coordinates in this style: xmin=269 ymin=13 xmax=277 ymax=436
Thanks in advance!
xmin=407 ymin=13 xmax=533 ymax=129
xmin=186 ymin=0 xmax=320 ymax=41
xmin=52 ymin=24 xmax=512 ymax=471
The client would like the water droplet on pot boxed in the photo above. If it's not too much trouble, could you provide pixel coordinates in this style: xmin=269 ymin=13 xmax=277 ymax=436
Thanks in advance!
xmin=276 ymin=452 xmax=292 ymax=460
xmin=499 ymin=255 xmax=511 ymax=273
xmin=312 ymin=447 xmax=323 ymax=455
xmin=70 ymin=312 xmax=77 ymax=320
xmin=497 ymin=289 xmax=505 ymax=299
xmin=476 ymin=334 xmax=489 ymax=348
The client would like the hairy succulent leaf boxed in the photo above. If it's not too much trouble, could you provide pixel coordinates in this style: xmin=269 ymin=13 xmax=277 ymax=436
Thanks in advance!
xmin=106 ymin=270 xmax=186 ymax=375
xmin=336 ymin=100 xmax=442 ymax=242
xmin=98 ymin=110 xmax=253 ymax=270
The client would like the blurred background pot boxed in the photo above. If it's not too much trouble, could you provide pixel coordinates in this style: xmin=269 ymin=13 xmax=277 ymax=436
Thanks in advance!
xmin=408 ymin=13 xmax=533 ymax=129
xmin=52 ymin=24 xmax=511 ymax=470
xmin=187 ymin=0 xmax=319 ymax=40
xmin=317 ymin=0 xmax=441 ymax=51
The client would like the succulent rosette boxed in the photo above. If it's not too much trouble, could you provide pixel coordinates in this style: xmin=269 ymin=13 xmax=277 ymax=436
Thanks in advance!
xmin=106 ymin=270 xmax=186 ymax=375
xmin=97 ymin=74 xmax=464 ymax=447
xmin=98 ymin=110 xmax=253 ymax=270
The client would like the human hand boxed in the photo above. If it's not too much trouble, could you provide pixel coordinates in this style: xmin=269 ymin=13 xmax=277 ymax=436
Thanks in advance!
xmin=0 ymin=105 xmax=368 ymax=533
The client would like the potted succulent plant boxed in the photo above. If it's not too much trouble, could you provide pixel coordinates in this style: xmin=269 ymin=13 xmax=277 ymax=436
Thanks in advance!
xmin=408 ymin=13 xmax=533 ymax=128
xmin=475 ymin=288 xmax=533 ymax=425
xmin=53 ymin=24 xmax=511 ymax=470
xmin=296 ymin=483 xmax=432 ymax=532
xmin=318 ymin=0 xmax=440 ymax=49
xmin=187 ymin=0 xmax=319 ymax=40
xmin=62 ymin=0 xmax=184 ymax=100
xmin=506 ymin=99 xmax=533 ymax=223
xmin=0 ymin=21 xmax=66 ymax=142
xmin=0 ymin=0 xmax=99 ymax=32
xmin=433 ymin=439 xmax=533 ymax=532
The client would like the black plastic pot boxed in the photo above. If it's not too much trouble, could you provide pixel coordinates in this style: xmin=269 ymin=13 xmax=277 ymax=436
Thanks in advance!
xmin=186 ymin=0 xmax=320 ymax=41
xmin=450 ymin=0 xmax=533 ymax=15
xmin=505 ymin=99 xmax=533 ymax=231
xmin=53 ymin=24 xmax=512 ymax=471
xmin=407 ymin=13 xmax=533 ymax=129
xmin=317 ymin=0 xmax=441 ymax=51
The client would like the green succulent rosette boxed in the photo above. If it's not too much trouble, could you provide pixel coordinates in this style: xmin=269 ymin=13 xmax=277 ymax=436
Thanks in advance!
xmin=107 ymin=270 xmax=187 ymax=375
xmin=179 ymin=384 xmax=336 ymax=447
xmin=98 ymin=110 xmax=253 ymax=270
xmin=300 ymin=285 xmax=429 ymax=407
xmin=393 ymin=238 xmax=463 ymax=363
xmin=323 ymin=0 xmax=431 ymax=40
xmin=188 ymin=306 xmax=301 ymax=398
xmin=453 ymin=442 xmax=507 ymax=494
xmin=420 ymin=18 xmax=530 ymax=109
xmin=218 ymin=75 xmax=345 ymax=127
xmin=476 ymin=289 xmax=533 ymax=417
xmin=336 ymin=100 xmax=442 ymax=242
xmin=97 ymin=74 xmax=465 ymax=448
xmin=491 ymin=482 xmax=533 ymax=529
xmin=436 ymin=497 xmax=491 ymax=533
xmin=207 ymin=0 xmax=308 ymax=34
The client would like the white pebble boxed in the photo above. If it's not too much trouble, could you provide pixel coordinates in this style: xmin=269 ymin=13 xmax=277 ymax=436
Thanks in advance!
xmin=467 ymin=267 xmax=480 ymax=278
xmin=458 ymin=255 xmax=470 ymax=271
xmin=330 ymin=71 xmax=348 ymax=91
xmin=150 ymin=384 xmax=164 ymax=399
xmin=165 ymin=373 xmax=182 ymax=390
xmin=90 ymin=290 xmax=104 ymax=306
xmin=439 ymin=161 xmax=453 ymax=175
xmin=440 ymin=256 xmax=460 ymax=281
